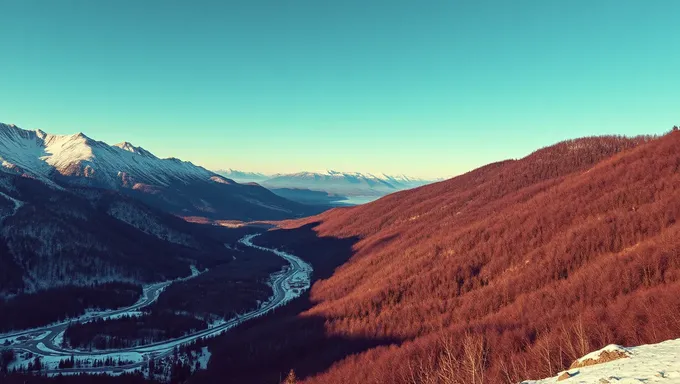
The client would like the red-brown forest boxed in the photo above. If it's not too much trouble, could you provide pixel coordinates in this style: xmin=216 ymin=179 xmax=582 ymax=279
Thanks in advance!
xmin=253 ymin=131 xmax=680 ymax=383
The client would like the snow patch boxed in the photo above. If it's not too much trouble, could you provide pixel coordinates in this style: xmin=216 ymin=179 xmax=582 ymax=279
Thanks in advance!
xmin=0 ymin=190 xmax=24 ymax=220
xmin=572 ymin=344 xmax=632 ymax=367
xmin=522 ymin=338 xmax=680 ymax=383
xmin=196 ymin=346 xmax=211 ymax=370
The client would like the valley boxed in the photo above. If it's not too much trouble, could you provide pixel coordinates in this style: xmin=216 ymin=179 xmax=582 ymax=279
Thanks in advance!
xmin=0 ymin=234 xmax=312 ymax=377
xmin=3 ymin=129 xmax=680 ymax=384
xmin=3 ymin=127 xmax=680 ymax=384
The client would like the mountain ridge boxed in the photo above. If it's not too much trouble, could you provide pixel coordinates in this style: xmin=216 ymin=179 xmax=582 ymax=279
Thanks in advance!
xmin=0 ymin=123 xmax=320 ymax=221
xmin=0 ymin=123 xmax=218 ymax=189
xmin=261 ymin=169 xmax=436 ymax=197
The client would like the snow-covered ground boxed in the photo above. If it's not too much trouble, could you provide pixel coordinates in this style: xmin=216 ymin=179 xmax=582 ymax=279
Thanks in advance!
xmin=52 ymin=331 xmax=65 ymax=348
xmin=8 ymin=349 xmax=144 ymax=374
xmin=239 ymin=234 xmax=313 ymax=307
xmin=522 ymin=338 xmax=680 ymax=383
xmin=207 ymin=317 xmax=228 ymax=329
xmin=0 ymin=330 xmax=49 ymax=347
xmin=103 ymin=311 xmax=144 ymax=321
xmin=195 ymin=346 xmax=211 ymax=370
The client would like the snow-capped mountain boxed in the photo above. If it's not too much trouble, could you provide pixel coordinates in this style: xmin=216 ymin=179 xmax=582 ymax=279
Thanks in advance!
xmin=261 ymin=170 xmax=435 ymax=197
xmin=214 ymin=169 xmax=270 ymax=183
xmin=0 ymin=123 xmax=220 ymax=188
xmin=0 ymin=123 xmax=320 ymax=221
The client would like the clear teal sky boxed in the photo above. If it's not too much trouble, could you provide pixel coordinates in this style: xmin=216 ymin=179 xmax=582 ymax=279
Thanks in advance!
xmin=1 ymin=1 xmax=678 ymax=178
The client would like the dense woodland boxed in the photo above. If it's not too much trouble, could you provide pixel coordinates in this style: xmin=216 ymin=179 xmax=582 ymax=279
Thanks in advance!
xmin=0 ymin=283 xmax=141 ymax=332
xmin=196 ymin=132 xmax=680 ymax=383
xmin=147 ymin=243 xmax=285 ymax=320
xmin=0 ymin=171 xmax=242 ymax=301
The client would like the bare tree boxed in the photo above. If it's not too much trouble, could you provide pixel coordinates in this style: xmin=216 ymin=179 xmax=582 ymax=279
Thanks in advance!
xmin=559 ymin=318 xmax=591 ymax=363
xmin=460 ymin=333 xmax=487 ymax=384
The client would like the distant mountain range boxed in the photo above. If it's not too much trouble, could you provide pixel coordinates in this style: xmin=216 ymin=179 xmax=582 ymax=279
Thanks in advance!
xmin=213 ymin=169 xmax=270 ymax=183
xmin=0 ymin=123 xmax=320 ymax=221
xmin=215 ymin=169 xmax=438 ymax=202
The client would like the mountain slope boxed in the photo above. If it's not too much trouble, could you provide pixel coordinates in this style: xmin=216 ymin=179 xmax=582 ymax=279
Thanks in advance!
xmin=203 ymin=132 xmax=680 ymax=383
xmin=0 ymin=123 xmax=320 ymax=220
xmin=0 ymin=124 xmax=211 ymax=188
xmin=0 ymin=170 xmax=231 ymax=298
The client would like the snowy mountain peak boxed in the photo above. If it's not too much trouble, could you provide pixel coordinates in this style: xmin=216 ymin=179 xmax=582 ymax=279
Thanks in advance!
xmin=35 ymin=128 xmax=47 ymax=139
xmin=1 ymin=122 xmax=320 ymax=222
xmin=114 ymin=141 xmax=156 ymax=158
xmin=213 ymin=169 xmax=270 ymax=183
xmin=261 ymin=169 xmax=435 ymax=197
xmin=270 ymin=170 xmax=429 ymax=183
xmin=0 ymin=122 xmax=215 ymax=189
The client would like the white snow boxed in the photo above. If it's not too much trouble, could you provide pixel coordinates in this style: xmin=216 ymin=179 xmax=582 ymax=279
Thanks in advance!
xmin=103 ymin=311 xmax=144 ymax=321
xmin=0 ymin=123 xmax=218 ymax=190
xmin=8 ymin=350 xmax=144 ymax=373
xmin=522 ymin=338 xmax=680 ymax=383
xmin=0 ymin=330 xmax=48 ymax=347
xmin=575 ymin=344 xmax=632 ymax=365
xmin=207 ymin=317 xmax=227 ymax=329
xmin=239 ymin=234 xmax=313 ymax=307
xmin=0 ymin=336 xmax=17 ymax=346
xmin=196 ymin=346 xmax=211 ymax=370
xmin=261 ymin=169 xmax=435 ymax=197
xmin=52 ymin=330 xmax=65 ymax=348
xmin=32 ymin=331 xmax=50 ymax=341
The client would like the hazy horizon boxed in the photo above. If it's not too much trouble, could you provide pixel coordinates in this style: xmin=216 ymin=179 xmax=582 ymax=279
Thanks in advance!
xmin=2 ymin=1 xmax=678 ymax=179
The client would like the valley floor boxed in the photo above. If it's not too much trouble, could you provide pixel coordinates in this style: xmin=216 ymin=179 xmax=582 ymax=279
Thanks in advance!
xmin=0 ymin=235 xmax=313 ymax=378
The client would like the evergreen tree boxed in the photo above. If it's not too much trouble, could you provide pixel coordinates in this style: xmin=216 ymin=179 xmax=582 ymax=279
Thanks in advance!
xmin=148 ymin=359 xmax=155 ymax=379
xmin=32 ymin=356 xmax=41 ymax=371
xmin=284 ymin=369 xmax=298 ymax=384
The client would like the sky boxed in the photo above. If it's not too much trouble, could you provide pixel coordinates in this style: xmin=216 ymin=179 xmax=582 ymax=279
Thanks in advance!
xmin=1 ymin=0 xmax=678 ymax=179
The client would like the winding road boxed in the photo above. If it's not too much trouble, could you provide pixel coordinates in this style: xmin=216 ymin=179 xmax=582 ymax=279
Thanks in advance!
xmin=0 ymin=234 xmax=313 ymax=376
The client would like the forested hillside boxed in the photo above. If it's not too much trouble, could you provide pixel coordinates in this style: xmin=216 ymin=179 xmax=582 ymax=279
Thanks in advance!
xmin=0 ymin=171 xmax=237 ymax=331
xmin=201 ymin=131 xmax=680 ymax=383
